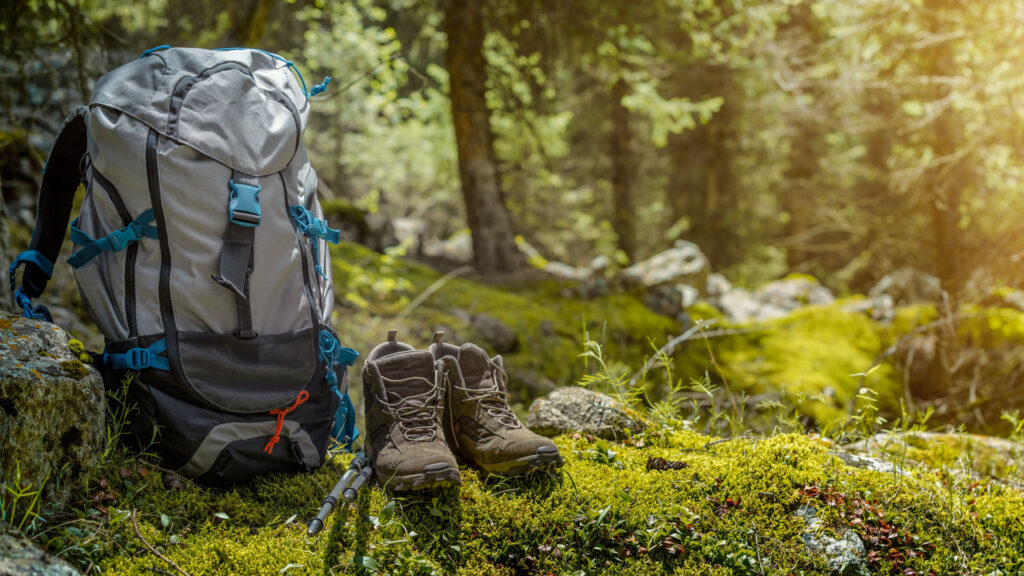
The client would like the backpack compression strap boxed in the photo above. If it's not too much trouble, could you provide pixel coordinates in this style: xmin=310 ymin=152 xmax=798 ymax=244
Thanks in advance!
xmin=9 ymin=107 xmax=89 ymax=321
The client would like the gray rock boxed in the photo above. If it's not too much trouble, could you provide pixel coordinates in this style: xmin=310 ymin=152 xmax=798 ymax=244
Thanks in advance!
xmin=470 ymin=313 xmax=518 ymax=354
xmin=527 ymin=387 xmax=649 ymax=440
xmin=642 ymin=283 xmax=699 ymax=321
xmin=713 ymin=276 xmax=834 ymax=323
xmin=705 ymin=273 xmax=732 ymax=299
xmin=0 ymin=521 xmax=83 ymax=576
xmin=544 ymin=261 xmax=588 ymax=281
xmin=620 ymin=240 xmax=708 ymax=288
xmin=831 ymin=451 xmax=909 ymax=477
xmin=795 ymin=505 xmax=869 ymax=575
xmin=754 ymin=276 xmax=835 ymax=310
xmin=841 ymin=294 xmax=895 ymax=324
xmin=716 ymin=289 xmax=761 ymax=323
xmin=717 ymin=289 xmax=788 ymax=323
xmin=868 ymin=267 xmax=943 ymax=305
xmin=0 ymin=312 xmax=105 ymax=509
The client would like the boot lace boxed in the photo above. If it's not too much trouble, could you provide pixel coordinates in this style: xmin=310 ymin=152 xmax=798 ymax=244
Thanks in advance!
xmin=378 ymin=376 xmax=441 ymax=442
xmin=451 ymin=361 xmax=521 ymax=429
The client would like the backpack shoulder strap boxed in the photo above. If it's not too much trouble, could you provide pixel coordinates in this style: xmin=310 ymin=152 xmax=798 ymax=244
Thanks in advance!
xmin=9 ymin=107 xmax=89 ymax=321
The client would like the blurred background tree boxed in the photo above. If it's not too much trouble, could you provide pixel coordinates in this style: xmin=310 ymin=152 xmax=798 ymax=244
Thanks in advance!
xmin=3 ymin=0 xmax=1024 ymax=294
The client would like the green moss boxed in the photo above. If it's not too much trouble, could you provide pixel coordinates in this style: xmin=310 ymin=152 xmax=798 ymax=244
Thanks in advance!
xmin=59 ymin=359 xmax=91 ymax=379
xmin=67 ymin=338 xmax=92 ymax=363
xmin=677 ymin=304 xmax=899 ymax=428
xmin=42 ymin=430 xmax=1020 ymax=575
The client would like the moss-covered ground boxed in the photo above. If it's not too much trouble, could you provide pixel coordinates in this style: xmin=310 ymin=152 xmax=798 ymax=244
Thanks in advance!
xmin=31 ymin=427 xmax=1024 ymax=575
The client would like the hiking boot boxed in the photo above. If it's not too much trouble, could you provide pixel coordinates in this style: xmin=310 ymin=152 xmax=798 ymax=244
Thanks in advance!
xmin=432 ymin=340 xmax=564 ymax=475
xmin=362 ymin=331 xmax=461 ymax=491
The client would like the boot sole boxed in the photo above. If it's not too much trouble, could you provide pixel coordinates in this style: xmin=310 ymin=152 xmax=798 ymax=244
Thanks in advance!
xmin=477 ymin=446 xmax=565 ymax=476
xmin=376 ymin=462 xmax=462 ymax=492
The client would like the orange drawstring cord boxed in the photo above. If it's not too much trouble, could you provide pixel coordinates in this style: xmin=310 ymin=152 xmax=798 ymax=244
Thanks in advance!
xmin=263 ymin=391 xmax=310 ymax=454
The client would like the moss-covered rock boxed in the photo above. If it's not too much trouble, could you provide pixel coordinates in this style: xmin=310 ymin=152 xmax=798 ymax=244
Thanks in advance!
xmin=527 ymin=386 xmax=651 ymax=440
xmin=0 ymin=312 xmax=106 ymax=514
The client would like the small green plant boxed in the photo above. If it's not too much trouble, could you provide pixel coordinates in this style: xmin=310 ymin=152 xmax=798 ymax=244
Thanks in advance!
xmin=839 ymin=386 xmax=886 ymax=443
xmin=0 ymin=460 xmax=50 ymax=531
xmin=1001 ymin=410 xmax=1024 ymax=443
xmin=577 ymin=325 xmax=629 ymax=400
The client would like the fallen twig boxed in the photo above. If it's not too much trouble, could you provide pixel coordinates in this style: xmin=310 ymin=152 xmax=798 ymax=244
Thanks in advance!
xmin=131 ymin=510 xmax=193 ymax=576
xmin=630 ymin=320 xmax=766 ymax=388
xmin=396 ymin=265 xmax=474 ymax=320
xmin=678 ymin=437 xmax=737 ymax=453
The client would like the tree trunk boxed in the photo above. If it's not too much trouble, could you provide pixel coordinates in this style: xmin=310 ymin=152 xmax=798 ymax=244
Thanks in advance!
xmin=778 ymin=2 xmax=824 ymax=273
xmin=222 ymin=0 xmax=275 ymax=46
xmin=445 ymin=0 xmax=522 ymax=273
xmin=925 ymin=0 xmax=968 ymax=293
xmin=783 ymin=122 xmax=819 ymax=271
xmin=610 ymin=77 xmax=637 ymax=261
xmin=666 ymin=64 xmax=733 ymax=267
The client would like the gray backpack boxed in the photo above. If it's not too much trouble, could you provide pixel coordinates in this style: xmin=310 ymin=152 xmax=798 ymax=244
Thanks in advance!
xmin=9 ymin=46 xmax=359 ymax=486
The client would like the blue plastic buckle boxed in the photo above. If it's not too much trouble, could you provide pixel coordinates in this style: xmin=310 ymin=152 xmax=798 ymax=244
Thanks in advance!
xmin=107 ymin=223 xmax=142 ymax=251
xmin=127 ymin=348 xmax=152 ymax=370
xmin=228 ymin=180 xmax=262 ymax=227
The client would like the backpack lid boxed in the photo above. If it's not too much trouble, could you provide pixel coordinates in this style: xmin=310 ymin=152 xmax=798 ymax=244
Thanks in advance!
xmin=90 ymin=47 xmax=310 ymax=176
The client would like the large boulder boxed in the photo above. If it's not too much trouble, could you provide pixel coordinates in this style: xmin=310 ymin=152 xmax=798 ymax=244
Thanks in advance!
xmin=0 ymin=312 xmax=105 ymax=509
xmin=0 ymin=521 xmax=83 ymax=576
xmin=527 ymin=387 xmax=649 ymax=440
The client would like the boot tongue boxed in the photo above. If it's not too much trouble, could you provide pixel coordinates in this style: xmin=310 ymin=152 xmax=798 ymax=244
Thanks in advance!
xmin=373 ymin=350 xmax=436 ymax=398
xmin=457 ymin=344 xmax=495 ymax=390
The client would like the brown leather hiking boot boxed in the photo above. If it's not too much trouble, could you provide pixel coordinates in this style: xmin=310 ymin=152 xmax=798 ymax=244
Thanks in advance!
xmin=362 ymin=331 xmax=461 ymax=491
xmin=431 ymin=340 xmax=564 ymax=475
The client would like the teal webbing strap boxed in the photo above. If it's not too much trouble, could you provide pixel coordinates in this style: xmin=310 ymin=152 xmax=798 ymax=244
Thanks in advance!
xmin=67 ymin=209 xmax=158 ymax=269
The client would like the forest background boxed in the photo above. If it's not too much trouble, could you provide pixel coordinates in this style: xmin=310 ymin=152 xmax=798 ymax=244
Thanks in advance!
xmin=4 ymin=0 xmax=1024 ymax=436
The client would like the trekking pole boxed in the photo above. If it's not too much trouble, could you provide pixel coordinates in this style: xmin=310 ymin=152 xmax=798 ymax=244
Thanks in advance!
xmin=343 ymin=461 xmax=373 ymax=504
xmin=307 ymin=450 xmax=366 ymax=536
